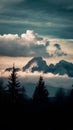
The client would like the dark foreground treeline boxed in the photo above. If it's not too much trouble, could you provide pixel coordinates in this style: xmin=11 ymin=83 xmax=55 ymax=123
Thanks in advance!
xmin=0 ymin=66 xmax=73 ymax=130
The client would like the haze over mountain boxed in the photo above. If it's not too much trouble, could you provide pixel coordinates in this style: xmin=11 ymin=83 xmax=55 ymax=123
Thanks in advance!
xmin=22 ymin=57 xmax=73 ymax=77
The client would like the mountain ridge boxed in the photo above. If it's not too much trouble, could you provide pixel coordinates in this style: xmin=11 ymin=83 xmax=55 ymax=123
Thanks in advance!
xmin=5 ymin=57 xmax=73 ymax=77
xmin=23 ymin=57 xmax=49 ymax=73
xmin=22 ymin=57 xmax=73 ymax=77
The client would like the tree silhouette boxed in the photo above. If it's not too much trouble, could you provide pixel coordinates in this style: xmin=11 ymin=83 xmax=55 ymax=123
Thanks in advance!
xmin=0 ymin=78 xmax=4 ymax=93
xmin=33 ymin=76 xmax=49 ymax=104
xmin=55 ymin=88 xmax=65 ymax=105
xmin=7 ymin=64 xmax=25 ymax=104
xmin=70 ymin=85 xmax=73 ymax=97
xmin=69 ymin=84 xmax=73 ymax=104
xmin=0 ymin=78 xmax=5 ymax=103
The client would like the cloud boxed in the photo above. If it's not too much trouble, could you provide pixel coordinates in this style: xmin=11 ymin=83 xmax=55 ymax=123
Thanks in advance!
xmin=0 ymin=30 xmax=48 ymax=57
xmin=46 ymin=42 xmax=67 ymax=57
xmin=0 ymin=30 xmax=67 ymax=57
xmin=0 ymin=70 xmax=69 ymax=85
xmin=54 ymin=43 xmax=61 ymax=50
xmin=0 ymin=70 xmax=73 ymax=97
xmin=54 ymin=43 xmax=67 ymax=57
xmin=0 ymin=0 xmax=73 ymax=38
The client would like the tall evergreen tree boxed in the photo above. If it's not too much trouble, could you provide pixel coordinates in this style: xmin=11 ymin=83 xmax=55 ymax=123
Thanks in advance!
xmin=33 ymin=76 xmax=49 ymax=104
xmin=56 ymin=88 xmax=65 ymax=105
xmin=7 ymin=64 xmax=25 ymax=104
xmin=69 ymin=85 xmax=73 ymax=104
xmin=70 ymin=85 xmax=73 ymax=97
xmin=0 ymin=78 xmax=5 ymax=103
xmin=0 ymin=78 xmax=4 ymax=94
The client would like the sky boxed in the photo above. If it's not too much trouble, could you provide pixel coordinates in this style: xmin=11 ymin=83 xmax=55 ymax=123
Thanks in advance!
xmin=0 ymin=0 xmax=73 ymax=38
xmin=0 ymin=0 xmax=73 ymax=97
xmin=0 ymin=0 xmax=73 ymax=67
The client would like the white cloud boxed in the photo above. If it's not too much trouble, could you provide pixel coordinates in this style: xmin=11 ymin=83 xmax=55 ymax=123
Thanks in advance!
xmin=21 ymin=30 xmax=36 ymax=41
xmin=0 ymin=71 xmax=73 ymax=97
xmin=0 ymin=34 xmax=19 ymax=42
xmin=0 ymin=30 xmax=69 ymax=57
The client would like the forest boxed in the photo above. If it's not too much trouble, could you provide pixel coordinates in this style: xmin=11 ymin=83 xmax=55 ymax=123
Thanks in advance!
xmin=0 ymin=65 xmax=73 ymax=130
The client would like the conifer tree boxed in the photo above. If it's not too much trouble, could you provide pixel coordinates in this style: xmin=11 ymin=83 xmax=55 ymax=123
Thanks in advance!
xmin=69 ymin=85 xmax=73 ymax=104
xmin=70 ymin=85 xmax=73 ymax=97
xmin=0 ymin=78 xmax=4 ymax=94
xmin=56 ymin=88 xmax=65 ymax=104
xmin=7 ymin=64 xmax=25 ymax=104
xmin=33 ymin=76 xmax=49 ymax=104
xmin=0 ymin=78 xmax=5 ymax=103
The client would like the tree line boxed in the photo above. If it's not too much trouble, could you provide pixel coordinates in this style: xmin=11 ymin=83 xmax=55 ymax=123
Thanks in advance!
xmin=0 ymin=64 xmax=73 ymax=105
xmin=0 ymin=65 xmax=73 ymax=129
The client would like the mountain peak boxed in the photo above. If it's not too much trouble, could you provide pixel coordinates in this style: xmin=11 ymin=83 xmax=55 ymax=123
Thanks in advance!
xmin=32 ymin=57 xmax=42 ymax=60
xmin=23 ymin=57 xmax=49 ymax=72
xmin=22 ymin=57 xmax=73 ymax=77
xmin=59 ymin=60 xmax=69 ymax=64
xmin=29 ymin=57 xmax=43 ymax=63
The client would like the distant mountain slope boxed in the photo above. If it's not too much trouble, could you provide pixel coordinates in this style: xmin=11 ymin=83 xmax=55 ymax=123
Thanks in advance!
xmin=23 ymin=57 xmax=49 ymax=73
xmin=22 ymin=57 xmax=73 ymax=77
xmin=5 ymin=67 xmax=21 ymax=72
xmin=53 ymin=60 xmax=73 ymax=77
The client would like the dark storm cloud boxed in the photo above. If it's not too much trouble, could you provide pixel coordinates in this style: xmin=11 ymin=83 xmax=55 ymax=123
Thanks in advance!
xmin=0 ymin=0 xmax=73 ymax=38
